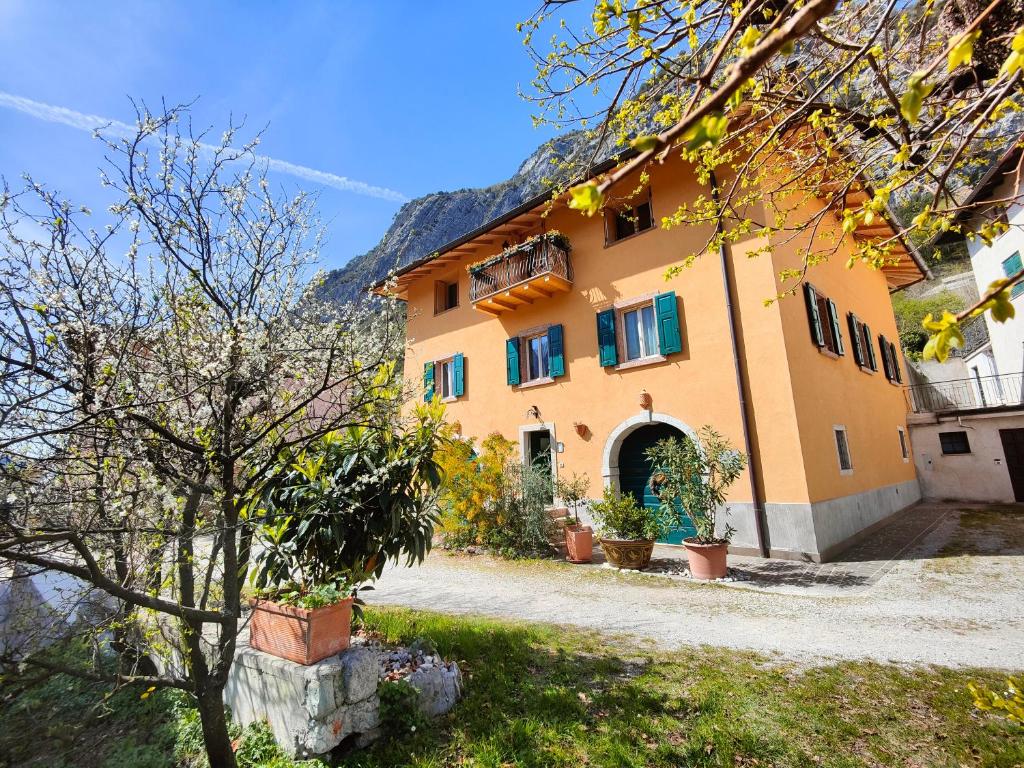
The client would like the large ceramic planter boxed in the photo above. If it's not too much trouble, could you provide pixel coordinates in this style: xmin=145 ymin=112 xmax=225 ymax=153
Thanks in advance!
xmin=600 ymin=538 xmax=655 ymax=570
xmin=249 ymin=596 xmax=353 ymax=665
xmin=683 ymin=539 xmax=728 ymax=580
xmin=564 ymin=524 xmax=593 ymax=563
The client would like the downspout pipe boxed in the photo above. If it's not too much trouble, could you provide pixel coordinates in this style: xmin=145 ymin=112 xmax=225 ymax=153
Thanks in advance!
xmin=709 ymin=169 xmax=770 ymax=558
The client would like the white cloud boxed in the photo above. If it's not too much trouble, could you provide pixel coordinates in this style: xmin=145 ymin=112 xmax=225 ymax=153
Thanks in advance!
xmin=0 ymin=91 xmax=408 ymax=203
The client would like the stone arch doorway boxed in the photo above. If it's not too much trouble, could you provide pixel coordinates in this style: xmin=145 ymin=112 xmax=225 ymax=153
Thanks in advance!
xmin=603 ymin=414 xmax=698 ymax=545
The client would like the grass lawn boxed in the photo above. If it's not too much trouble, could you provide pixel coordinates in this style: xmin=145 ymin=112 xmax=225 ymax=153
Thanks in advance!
xmin=1 ymin=607 xmax=1020 ymax=767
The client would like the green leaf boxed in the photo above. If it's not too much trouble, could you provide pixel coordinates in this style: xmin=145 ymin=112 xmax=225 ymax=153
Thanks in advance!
xmin=900 ymin=72 xmax=934 ymax=124
xmin=921 ymin=311 xmax=965 ymax=363
xmin=630 ymin=134 xmax=659 ymax=152
xmin=684 ymin=113 xmax=729 ymax=151
xmin=568 ymin=182 xmax=604 ymax=217
xmin=948 ymin=29 xmax=981 ymax=72
xmin=1001 ymin=26 xmax=1024 ymax=77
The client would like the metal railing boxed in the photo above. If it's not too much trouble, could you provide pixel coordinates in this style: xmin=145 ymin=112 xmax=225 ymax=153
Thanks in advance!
xmin=469 ymin=236 xmax=573 ymax=302
xmin=907 ymin=372 xmax=1024 ymax=413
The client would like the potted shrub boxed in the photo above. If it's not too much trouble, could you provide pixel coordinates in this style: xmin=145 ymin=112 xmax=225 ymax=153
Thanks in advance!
xmin=556 ymin=472 xmax=592 ymax=563
xmin=645 ymin=426 xmax=747 ymax=580
xmin=249 ymin=397 xmax=446 ymax=664
xmin=589 ymin=487 xmax=672 ymax=570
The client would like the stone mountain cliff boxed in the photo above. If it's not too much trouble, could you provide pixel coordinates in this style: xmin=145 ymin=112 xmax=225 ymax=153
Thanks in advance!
xmin=316 ymin=132 xmax=596 ymax=305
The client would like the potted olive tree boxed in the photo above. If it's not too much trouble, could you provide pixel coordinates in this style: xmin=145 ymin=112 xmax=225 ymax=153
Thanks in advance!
xmin=556 ymin=472 xmax=592 ymax=563
xmin=589 ymin=487 xmax=672 ymax=570
xmin=248 ymin=401 xmax=445 ymax=664
xmin=645 ymin=426 xmax=747 ymax=580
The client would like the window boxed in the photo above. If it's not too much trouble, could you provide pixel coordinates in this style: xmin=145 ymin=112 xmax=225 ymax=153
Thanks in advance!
xmin=879 ymin=334 xmax=903 ymax=384
xmin=623 ymin=303 xmax=658 ymax=361
xmin=804 ymin=284 xmax=844 ymax=356
xmin=526 ymin=332 xmax=550 ymax=381
xmin=847 ymin=312 xmax=877 ymax=372
xmin=506 ymin=325 xmax=565 ymax=386
xmin=939 ymin=430 xmax=971 ymax=455
xmin=1001 ymin=251 xmax=1024 ymax=298
xmin=423 ymin=353 xmax=464 ymax=401
xmin=596 ymin=292 xmax=682 ymax=368
xmin=898 ymin=427 xmax=909 ymax=461
xmin=434 ymin=279 xmax=459 ymax=314
xmin=834 ymin=426 xmax=853 ymax=473
xmin=606 ymin=193 xmax=654 ymax=244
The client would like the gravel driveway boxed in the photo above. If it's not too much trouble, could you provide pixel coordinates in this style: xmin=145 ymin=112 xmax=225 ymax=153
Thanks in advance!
xmin=369 ymin=503 xmax=1024 ymax=669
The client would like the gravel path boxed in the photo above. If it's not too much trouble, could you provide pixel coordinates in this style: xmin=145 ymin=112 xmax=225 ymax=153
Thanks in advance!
xmin=370 ymin=504 xmax=1024 ymax=669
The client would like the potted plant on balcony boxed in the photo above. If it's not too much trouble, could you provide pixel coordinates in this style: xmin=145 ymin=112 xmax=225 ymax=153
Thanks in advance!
xmin=589 ymin=487 xmax=672 ymax=570
xmin=248 ymin=394 xmax=446 ymax=664
xmin=645 ymin=426 xmax=747 ymax=580
xmin=556 ymin=472 xmax=592 ymax=563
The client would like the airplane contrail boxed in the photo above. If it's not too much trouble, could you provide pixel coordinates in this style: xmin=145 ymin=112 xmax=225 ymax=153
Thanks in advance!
xmin=0 ymin=91 xmax=409 ymax=203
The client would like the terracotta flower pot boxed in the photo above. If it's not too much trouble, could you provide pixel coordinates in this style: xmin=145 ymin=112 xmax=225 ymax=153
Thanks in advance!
xmin=564 ymin=524 xmax=593 ymax=563
xmin=683 ymin=539 xmax=729 ymax=580
xmin=600 ymin=538 xmax=655 ymax=570
xmin=249 ymin=596 xmax=353 ymax=665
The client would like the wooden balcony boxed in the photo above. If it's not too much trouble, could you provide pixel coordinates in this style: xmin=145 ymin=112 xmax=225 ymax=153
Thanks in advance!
xmin=469 ymin=233 xmax=573 ymax=315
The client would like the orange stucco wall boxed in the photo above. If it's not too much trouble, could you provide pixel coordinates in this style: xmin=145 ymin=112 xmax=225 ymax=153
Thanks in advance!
xmin=401 ymin=149 xmax=916 ymax=518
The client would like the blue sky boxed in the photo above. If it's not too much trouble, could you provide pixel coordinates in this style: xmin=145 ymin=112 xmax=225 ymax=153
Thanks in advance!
xmin=0 ymin=1 xmax=575 ymax=271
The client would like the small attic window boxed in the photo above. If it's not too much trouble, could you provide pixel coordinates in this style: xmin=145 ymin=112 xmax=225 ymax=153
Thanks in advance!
xmin=606 ymin=190 xmax=654 ymax=245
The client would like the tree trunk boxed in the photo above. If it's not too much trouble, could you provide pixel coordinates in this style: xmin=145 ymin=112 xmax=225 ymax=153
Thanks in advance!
xmin=195 ymin=685 xmax=237 ymax=768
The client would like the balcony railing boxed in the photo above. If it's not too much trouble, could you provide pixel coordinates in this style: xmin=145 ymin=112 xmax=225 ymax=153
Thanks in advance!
xmin=469 ymin=233 xmax=573 ymax=312
xmin=907 ymin=372 xmax=1024 ymax=413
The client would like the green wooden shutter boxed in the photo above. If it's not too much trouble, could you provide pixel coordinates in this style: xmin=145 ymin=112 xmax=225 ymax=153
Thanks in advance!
xmin=547 ymin=324 xmax=565 ymax=378
xmin=862 ymin=323 xmax=877 ymax=370
xmin=879 ymin=334 xmax=892 ymax=380
xmin=453 ymin=353 xmax=464 ymax=397
xmin=889 ymin=341 xmax=903 ymax=383
xmin=847 ymin=313 xmax=864 ymax=367
xmin=506 ymin=338 xmax=520 ymax=386
xmin=655 ymin=291 xmax=682 ymax=355
xmin=804 ymin=283 xmax=825 ymax=347
xmin=1003 ymin=251 xmax=1024 ymax=297
xmin=596 ymin=309 xmax=618 ymax=367
xmin=423 ymin=361 xmax=435 ymax=402
xmin=826 ymin=298 xmax=844 ymax=355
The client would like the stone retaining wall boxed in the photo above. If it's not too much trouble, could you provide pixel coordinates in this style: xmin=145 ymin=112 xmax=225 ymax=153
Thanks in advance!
xmin=224 ymin=639 xmax=461 ymax=757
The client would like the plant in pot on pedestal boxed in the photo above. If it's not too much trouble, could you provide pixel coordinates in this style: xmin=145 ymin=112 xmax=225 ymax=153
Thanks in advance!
xmin=645 ymin=426 xmax=747 ymax=580
xmin=556 ymin=472 xmax=592 ymax=563
xmin=248 ymin=396 xmax=446 ymax=664
xmin=589 ymin=487 xmax=672 ymax=570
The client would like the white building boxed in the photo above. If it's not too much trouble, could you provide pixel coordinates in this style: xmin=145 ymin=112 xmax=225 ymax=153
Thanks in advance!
xmin=907 ymin=142 xmax=1024 ymax=503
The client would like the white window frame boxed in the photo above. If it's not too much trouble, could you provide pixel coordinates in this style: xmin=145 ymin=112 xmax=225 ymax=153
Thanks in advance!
xmin=515 ymin=324 xmax=556 ymax=389
xmin=613 ymin=293 xmax=666 ymax=370
xmin=897 ymin=426 xmax=910 ymax=462
xmin=431 ymin=355 xmax=457 ymax=402
xmin=833 ymin=425 xmax=853 ymax=475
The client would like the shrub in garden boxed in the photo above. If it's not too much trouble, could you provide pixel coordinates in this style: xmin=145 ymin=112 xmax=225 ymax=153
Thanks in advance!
xmin=644 ymin=426 xmax=746 ymax=544
xmin=589 ymin=487 xmax=672 ymax=541
xmin=483 ymin=458 xmax=559 ymax=558
xmin=436 ymin=432 xmax=515 ymax=548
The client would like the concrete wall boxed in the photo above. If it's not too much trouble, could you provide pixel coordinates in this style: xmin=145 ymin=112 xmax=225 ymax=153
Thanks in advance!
xmin=909 ymin=410 xmax=1024 ymax=502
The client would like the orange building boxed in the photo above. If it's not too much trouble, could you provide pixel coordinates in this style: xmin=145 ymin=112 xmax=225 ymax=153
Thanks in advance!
xmin=374 ymin=150 xmax=928 ymax=561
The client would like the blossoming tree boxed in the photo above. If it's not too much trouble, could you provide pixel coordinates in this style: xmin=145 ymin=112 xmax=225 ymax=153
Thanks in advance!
xmin=0 ymin=104 xmax=421 ymax=767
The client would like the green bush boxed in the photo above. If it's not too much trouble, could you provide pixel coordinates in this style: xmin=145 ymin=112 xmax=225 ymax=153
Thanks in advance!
xmin=645 ymin=426 xmax=747 ymax=544
xmin=378 ymin=680 xmax=427 ymax=735
xmin=589 ymin=487 xmax=672 ymax=541
xmin=482 ymin=459 xmax=558 ymax=558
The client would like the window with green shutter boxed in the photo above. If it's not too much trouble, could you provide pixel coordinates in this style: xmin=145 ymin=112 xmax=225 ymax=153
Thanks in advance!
xmin=805 ymin=283 xmax=844 ymax=356
xmin=879 ymin=334 xmax=894 ymax=381
xmin=861 ymin=323 xmax=877 ymax=371
xmin=547 ymin=324 xmax=565 ymax=378
xmin=826 ymin=299 xmax=844 ymax=356
xmin=804 ymin=283 xmax=825 ymax=347
xmin=505 ymin=337 xmax=520 ymax=386
xmin=453 ymin=353 xmax=465 ymax=397
xmin=596 ymin=309 xmax=618 ymax=367
xmin=655 ymin=291 xmax=682 ymax=355
xmin=1002 ymin=251 xmax=1024 ymax=298
xmin=422 ymin=361 xmax=435 ymax=402
xmin=847 ymin=312 xmax=865 ymax=367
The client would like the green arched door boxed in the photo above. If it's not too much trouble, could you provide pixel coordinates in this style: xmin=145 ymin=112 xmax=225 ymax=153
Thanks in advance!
xmin=617 ymin=423 xmax=695 ymax=545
